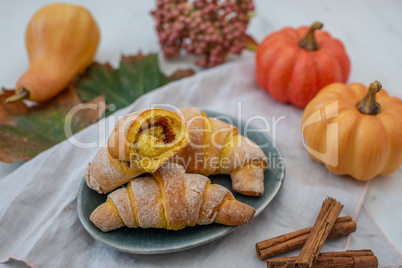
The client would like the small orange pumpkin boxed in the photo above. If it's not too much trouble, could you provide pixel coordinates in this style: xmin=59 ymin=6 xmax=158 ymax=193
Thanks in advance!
xmin=256 ymin=22 xmax=350 ymax=108
xmin=302 ymin=81 xmax=402 ymax=181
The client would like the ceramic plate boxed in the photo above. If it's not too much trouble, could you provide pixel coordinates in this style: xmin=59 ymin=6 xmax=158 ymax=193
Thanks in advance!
xmin=77 ymin=110 xmax=285 ymax=254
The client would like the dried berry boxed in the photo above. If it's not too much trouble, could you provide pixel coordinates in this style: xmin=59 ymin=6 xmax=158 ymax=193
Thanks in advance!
xmin=151 ymin=0 xmax=254 ymax=67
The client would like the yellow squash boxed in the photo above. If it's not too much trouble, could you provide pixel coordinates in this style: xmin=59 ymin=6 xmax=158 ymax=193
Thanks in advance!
xmin=302 ymin=81 xmax=402 ymax=181
xmin=6 ymin=3 xmax=100 ymax=103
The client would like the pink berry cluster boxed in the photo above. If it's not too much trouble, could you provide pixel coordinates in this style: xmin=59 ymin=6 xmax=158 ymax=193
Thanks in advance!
xmin=151 ymin=0 xmax=254 ymax=67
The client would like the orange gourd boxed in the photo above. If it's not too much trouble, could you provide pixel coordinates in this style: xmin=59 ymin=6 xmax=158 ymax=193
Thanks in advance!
xmin=302 ymin=81 xmax=402 ymax=181
xmin=6 ymin=3 xmax=100 ymax=103
xmin=256 ymin=22 xmax=350 ymax=108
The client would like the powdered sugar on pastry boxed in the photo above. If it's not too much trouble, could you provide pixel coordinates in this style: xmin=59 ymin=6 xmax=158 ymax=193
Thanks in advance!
xmin=173 ymin=107 xmax=205 ymax=173
xmin=198 ymin=184 xmax=230 ymax=225
xmin=130 ymin=176 xmax=167 ymax=228
xmin=154 ymin=163 xmax=188 ymax=230
xmin=108 ymin=111 xmax=142 ymax=161
xmin=171 ymin=107 xmax=267 ymax=196
xmin=108 ymin=188 xmax=137 ymax=228
xmin=87 ymin=108 xmax=190 ymax=194
xmin=85 ymin=147 xmax=139 ymax=194
xmin=183 ymin=174 xmax=209 ymax=225
xmin=90 ymin=164 xmax=255 ymax=231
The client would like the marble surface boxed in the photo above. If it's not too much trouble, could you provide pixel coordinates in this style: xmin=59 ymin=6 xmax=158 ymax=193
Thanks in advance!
xmin=0 ymin=0 xmax=401 ymax=255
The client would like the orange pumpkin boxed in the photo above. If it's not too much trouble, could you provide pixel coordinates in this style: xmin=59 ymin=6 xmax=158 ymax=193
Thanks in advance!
xmin=302 ymin=81 xmax=402 ymax=181
xmin=256 ymin=22 xmax=350 ymax=108
xmin=6 ymin=3 xmax=100 ymax=103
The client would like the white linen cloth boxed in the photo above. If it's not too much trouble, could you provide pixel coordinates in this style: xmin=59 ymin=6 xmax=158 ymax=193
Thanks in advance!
xmin=1 ymin=58 xmax=401 ymax=268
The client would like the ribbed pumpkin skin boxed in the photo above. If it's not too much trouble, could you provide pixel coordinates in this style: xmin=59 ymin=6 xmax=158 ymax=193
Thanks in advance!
xmin=256 ymin=26 xmax=350 ymax=108
xmin=302 ymin=82 xmax=402 ymax=181
xmin=16 ymin=3 xmax=100 ymax=102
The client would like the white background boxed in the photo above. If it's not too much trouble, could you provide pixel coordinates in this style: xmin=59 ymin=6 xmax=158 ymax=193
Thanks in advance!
xmin=0 ymin=0 xmax=401 ymax=254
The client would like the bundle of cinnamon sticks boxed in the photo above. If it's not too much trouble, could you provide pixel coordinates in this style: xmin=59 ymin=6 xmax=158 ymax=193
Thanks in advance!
xmin=256 ymin=197 xmax=378 ymax=268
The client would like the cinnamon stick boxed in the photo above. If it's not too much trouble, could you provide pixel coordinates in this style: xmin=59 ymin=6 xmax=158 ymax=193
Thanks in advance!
xmin=320 ymin=249 xmax=374 ymax=257
xmin=256 ymin=217 xmax=356 ymax=260
xmin=294 ymin=197 xmax=343 ymax=267
xmin=267 ymin=250 xmax=378 ymax=268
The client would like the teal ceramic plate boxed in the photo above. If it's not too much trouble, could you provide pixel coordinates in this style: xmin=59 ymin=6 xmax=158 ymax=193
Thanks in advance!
xmin=77 ymin=110 xmax=285 ymax=254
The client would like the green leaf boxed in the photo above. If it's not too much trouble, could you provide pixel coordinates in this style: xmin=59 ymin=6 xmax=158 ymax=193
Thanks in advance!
xmin=75 ymin=54 xmax=193 ymax=116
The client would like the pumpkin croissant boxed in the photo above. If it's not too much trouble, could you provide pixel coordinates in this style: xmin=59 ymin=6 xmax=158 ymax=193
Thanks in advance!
xmin=90 ymin=163 xmax=255 ymax=231
xmin=170 ymin=107 xmax=268 ymax=196
xmin=86 ymin=109 xmax=189 ymax=194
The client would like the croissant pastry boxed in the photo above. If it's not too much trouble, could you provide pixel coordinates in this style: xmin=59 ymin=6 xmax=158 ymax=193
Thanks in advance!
xmin=90 ymin=163 xmax=255 ymax=231
xmin=86 ymin=109 xmax=189 ymax=194
xmin=170 ymin=107 xmax=267 ymax=196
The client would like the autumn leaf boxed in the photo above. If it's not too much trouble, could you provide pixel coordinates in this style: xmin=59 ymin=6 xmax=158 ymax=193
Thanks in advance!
xmin=74 ymin=53 xmax=195 ymax=116
xmin=0 ymin=88 xmax=105 ymax=162
xmin=0 ymin=53 xmax=194 ymax=163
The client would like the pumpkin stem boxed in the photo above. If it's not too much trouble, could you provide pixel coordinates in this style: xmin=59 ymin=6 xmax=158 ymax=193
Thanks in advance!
xmin=5 ymin=87 xmax=30 ymax=104
xmin=356 ymin=81 xmax=382 ymax=115
xmin=299 ymin=22 xmax=323 ymax=51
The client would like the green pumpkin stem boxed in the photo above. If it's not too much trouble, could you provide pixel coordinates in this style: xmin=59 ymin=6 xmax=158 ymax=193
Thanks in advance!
xmin=357 ymin=81 xmax=382 ymax=115
xmin=5 ymin=87 xmax=30 ymax=104
xmin=299 ymin=22 xmax=323 ymax=51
